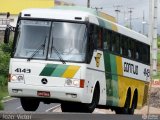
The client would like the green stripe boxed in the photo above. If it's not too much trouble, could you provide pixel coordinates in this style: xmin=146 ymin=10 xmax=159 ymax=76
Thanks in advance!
xmin=110 ymin=54 xmax=118 ymax=106
xmin=51 ymin=65 xmax=68 ymax=77
xmin=40 ymin=64 xmax=57 ymax=76
xmin=104 ymin=52 xmax=119 ymax=106
xmin=104 ymin=52 xmax=111 ymax=73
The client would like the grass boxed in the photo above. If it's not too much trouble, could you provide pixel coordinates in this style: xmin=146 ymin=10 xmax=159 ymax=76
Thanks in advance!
xmin=0 ymin=86 xmax=8 ymax=98
xmin=0 ymin=86 xmax=8 ymax=110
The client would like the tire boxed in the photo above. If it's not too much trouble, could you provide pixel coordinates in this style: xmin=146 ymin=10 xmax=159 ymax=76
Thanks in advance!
xmin=20 ymin=98 xmax=40 ymax=111
xmin=129 ymin=93 xmax=138 ymax=114
xmin=115 ymin=90 xmax=131 ymax=114
xmin=61 ymin=86 xmax=100 ymax=113
xmin=84 ymin=86 xmax=100 ymax=113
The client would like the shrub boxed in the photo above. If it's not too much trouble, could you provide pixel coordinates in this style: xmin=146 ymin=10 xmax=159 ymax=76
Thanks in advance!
xmin=0 ymin=97 xmax=4 ymax=110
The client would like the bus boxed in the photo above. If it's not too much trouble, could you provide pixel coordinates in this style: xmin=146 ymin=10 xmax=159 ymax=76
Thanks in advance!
xmin=4 ymin=6 xmax=150 ymax=114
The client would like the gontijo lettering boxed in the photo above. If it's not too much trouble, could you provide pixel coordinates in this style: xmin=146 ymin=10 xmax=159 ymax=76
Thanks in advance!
xmin=124 ymin=62 xmax=138 ymax=75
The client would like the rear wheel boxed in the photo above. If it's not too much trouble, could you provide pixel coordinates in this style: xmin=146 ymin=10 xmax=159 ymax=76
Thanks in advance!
xmin=20 ymin=98 xmax=40 ymax=111
xmin=129 ymin=92 xmax=138 ymax=114
xmin=115 ymin=89 xmax=131 ymax=114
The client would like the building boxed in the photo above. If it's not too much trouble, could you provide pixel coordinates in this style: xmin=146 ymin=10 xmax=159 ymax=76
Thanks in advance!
xmin=0 ymin=0 xmax=54 ymax=29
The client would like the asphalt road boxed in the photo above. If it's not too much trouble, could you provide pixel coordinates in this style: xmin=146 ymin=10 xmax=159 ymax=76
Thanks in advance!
xmin=3 ymin=98 xmax=60 ymax=112
xmin=1 ymin=98 xmax=154 ymax=120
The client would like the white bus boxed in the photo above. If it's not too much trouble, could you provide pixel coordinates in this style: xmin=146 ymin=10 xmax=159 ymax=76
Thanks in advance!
xmin=4 ymin=6 xmax=150 ymax=114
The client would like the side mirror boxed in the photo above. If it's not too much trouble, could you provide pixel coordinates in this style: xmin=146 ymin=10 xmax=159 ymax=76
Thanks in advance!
xmin=4 ymin=27 xmax=10 ymax=44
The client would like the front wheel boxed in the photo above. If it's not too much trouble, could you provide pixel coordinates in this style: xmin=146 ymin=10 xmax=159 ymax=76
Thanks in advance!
xmin=61 ymin=87 xmax=100 ymax=113
xmin=84 ymin=86 xmax=100 ymax=113
xmin=20 ymin=98 xmax=40 ymax=111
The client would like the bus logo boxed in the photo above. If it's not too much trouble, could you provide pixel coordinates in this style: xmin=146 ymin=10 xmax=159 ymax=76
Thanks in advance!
xmin=95 ymin=53 xmax=102 ymax=67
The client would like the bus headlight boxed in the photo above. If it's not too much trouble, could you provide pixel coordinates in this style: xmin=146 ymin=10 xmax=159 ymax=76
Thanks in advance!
xmin=65 ymin=78 xmax=79 ymax=87
xmin=10 ymin=74 xmax=24 ymax=83
xmin=65 ymin=79 xmax=84 ymax=88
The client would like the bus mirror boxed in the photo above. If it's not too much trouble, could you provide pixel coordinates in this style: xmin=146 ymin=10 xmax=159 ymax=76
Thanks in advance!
xmin=4 ymin=27 xmax=10 ymax=44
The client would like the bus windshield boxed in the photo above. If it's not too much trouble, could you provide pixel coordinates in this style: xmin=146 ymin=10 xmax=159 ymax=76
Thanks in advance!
xmin=14 ymin=20 xmax=87 ymax=62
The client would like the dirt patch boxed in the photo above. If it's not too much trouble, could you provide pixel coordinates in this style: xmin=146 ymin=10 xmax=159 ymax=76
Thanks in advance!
xmin=150 ymin=87 xmax=160 ymax=108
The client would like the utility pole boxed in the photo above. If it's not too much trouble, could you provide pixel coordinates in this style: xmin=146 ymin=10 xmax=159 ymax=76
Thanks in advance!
xmin=87 ymin=0 xmax=90 ymax=8
xmin=147 ymin=0 xmax=158 ymax=117
xmin=114 ymin=5 xmax=122 ymax=23
xmin=128 ymin=8 xmax=134 ymax=29
xmin=149 ymin=0 xmax=158 ymax=75
xmin=142 ymin=11 xmax=145 ymax=35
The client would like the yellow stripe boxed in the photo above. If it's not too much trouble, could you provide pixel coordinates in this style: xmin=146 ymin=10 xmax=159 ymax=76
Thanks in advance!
xmin=111 ymin=24 xmax=118 ymax=31
xmin=62 ymin=65 xmax=80 ymax=78
xmin=116 ymin=56 xmax=123 ymax=75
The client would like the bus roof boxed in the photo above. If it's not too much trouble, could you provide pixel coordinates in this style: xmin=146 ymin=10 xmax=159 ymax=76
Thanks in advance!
xmin=21 ymin=6 xmax=150 ymax=45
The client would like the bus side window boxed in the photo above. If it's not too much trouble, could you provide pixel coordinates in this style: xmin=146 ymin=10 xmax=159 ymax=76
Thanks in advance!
xmin=91 ymin=25 xmax=98 ymax=49
xmin=107 ymin=31 xmax=111 ymax=51
xmin=147 ymin=45 xmax=150 ymax=64
xmin=142 ymin=44 xmax=150 ymax=64
xmin=115 ymin=34 xmax=120 ymax=54
xmin=103 ymin=29 xmax=108 ymax=50
xmin=130 ymin=39 xmax=135 ymax=59
xmin=111 ymin=32 xmax=116 ymax=52
xmin=98 ymin=28 xmax=103 ymax=49
xmin=135 ymin=42 xmax=139 ymax=60
xmin=119 ymin=35 xmax=123 ymax=55
xmin=128 ymin=39 xmax=132 ymax=58
xmin=123 ymin=37 xmax=128 ymax=57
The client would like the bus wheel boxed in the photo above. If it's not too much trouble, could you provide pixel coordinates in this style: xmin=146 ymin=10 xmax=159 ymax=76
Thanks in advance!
xmin=115 ymin=90 xmax=131 ymax=114
xmin=20 ymin=98 xmax=40 ymax=111
xmin=129 ymin=92 xmax=138 ymax=114
xmin=84 ymin=86 xmax=100 ymax=113
xmin=61 ymin=86 xmax=100 ymax=113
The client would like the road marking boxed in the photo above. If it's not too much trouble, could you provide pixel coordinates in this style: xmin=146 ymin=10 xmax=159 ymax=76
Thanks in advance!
xmin=16 ymin=106 xmax=22 ymax=110
xmin=45 ymin=104 xmax=60 ymax=112
xmin=2 ymin=97 xmax=18 ymax=103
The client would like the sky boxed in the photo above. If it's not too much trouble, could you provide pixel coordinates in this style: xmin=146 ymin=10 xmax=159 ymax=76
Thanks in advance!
xmin=62 ymin=0 xmax=159 ymax=35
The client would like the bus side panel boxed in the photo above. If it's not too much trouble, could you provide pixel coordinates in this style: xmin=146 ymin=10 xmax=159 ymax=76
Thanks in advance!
xmin=104 ymin=53 xmax=149 ymax=108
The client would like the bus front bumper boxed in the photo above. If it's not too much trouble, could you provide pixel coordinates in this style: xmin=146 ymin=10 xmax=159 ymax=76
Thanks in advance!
xmin=8 ymin=83 xmax=84 ymax=103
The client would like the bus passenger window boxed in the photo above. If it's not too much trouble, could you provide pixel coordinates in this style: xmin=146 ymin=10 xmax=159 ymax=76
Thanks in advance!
xmin=136 ymin=51 xmax=139 ymax=60
xmin=120 ymin=47 xmax=123 ymax=54
xmin=128 ymin=49 xmax=131 ymax=58
xmin=112 ymin=44 xmax=115 ymax=52
xmin=106 ymin=31 xmax=111 ymax=51
xmin=98 ymin=29 xmax=102 ymax=49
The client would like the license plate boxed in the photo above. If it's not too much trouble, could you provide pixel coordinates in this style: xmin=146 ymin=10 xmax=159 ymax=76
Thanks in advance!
xmin=37 ymin=91 xmax=50 ymax=97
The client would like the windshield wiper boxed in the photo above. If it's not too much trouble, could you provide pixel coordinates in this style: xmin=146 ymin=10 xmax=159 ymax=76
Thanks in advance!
xmin=27 ymin=37 xmax=47 ymax=61
xmin=51 ymin=37 xmax=66 ymax=64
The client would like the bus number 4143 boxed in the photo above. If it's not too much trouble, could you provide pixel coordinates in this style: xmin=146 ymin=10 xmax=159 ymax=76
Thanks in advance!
xmin=15 ymin=68 xmax=31 ymax=73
